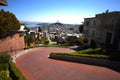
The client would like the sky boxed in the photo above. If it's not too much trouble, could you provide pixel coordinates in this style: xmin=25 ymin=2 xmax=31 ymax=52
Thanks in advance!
xmin=0 ymin=0 xmax=120 ymax=24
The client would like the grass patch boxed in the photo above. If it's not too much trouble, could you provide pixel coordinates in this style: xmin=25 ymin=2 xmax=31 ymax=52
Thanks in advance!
xmin=51 ymin=48 xmax=120 ymax=61
xmin=51 ymin=52 xmax=109 ymax=59
xmin=25 ymin=44 xmax=70 ymax=49
xmin=0 ymin=54 xmax=26 ymax=80
xmin=77 ymin=48 xmax=102 ymax=54
xmin=10 ymin=62 xmax=26 ymax=80
xmin=0 ymin=70 xmax=12 ymax=80
xmin=39 ymin=44 xmax=70 ymax=48
xmin=0 ymin=63 xmax=9 ymax=71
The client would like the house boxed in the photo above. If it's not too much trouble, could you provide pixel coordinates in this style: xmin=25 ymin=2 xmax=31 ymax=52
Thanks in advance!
xmin=0 ymin=0 xmax=8 ymax=6
xmin=84 ymin=11 xmax=120 ymax=50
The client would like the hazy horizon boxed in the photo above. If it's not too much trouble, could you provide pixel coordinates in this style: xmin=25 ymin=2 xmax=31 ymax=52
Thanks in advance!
xmin=1 ymin=0 xmax=120 ymax=24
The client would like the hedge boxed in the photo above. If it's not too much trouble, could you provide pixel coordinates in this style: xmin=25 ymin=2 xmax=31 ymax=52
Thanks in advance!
xmin=0 ymin=70 xmax=11 ymax=80
xmin=0 ymin=54 xmax=10 ymax=64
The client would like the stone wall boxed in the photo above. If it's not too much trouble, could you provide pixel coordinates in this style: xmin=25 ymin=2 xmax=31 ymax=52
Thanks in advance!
xmin=0 ymin=34 xmax=25 ymax=56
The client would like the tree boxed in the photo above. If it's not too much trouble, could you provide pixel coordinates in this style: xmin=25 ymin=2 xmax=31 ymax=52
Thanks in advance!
xmin=0 ymin=9 xmax=20 ymax=39
xmin=40 ymin=37 xmax=49 ymax=44
xmin=24 ymin=34 xmax=35 ymax=46
xmin=67 ymin=36 xmax=79 ymax=45
xmin=79 ymin=25 xmax=84 ymax=33
xmin=38 ymin=27 xmax=42 ymax=32
xmin=24 ymin=26 xmax=30 ymax=32
xmin=54 ymin=36 xmax=59 ymax=44
xmin=0 ymin=71 xmax=11 ymax=80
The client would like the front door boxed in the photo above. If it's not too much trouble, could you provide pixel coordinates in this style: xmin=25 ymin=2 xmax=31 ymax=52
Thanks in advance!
xmin=105 ymin=32 xmax=112 ymax=48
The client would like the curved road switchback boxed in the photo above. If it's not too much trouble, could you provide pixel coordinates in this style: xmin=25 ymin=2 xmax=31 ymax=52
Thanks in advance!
xmin=16 ymin=47 xmax=120 ymax=80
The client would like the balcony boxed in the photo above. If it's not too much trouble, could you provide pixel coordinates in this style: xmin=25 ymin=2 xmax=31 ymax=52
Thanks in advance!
xmin=0 ymin=0 xmax=8 ymax=6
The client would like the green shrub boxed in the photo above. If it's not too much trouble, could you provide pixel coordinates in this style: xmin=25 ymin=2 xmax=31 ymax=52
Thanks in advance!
xmin=0 ymin=9 xmax=20 ymax=39
xmin=66 ymin=36 xmax=79 ymax=45
xmin=51 ymin=52 xmax=109 ymax=59
xmin=0 ymin=70 xmax=11 ymax=80
xmin=78 ymin=48 xmax=94 ymax=54
xmin=24 ymin=34 xmax=35 ymax=46
xmin=9 ymin=62 xmax=26 ymax=80
xmin=40 ymin=37 xmax=49 ymax=44
xmin=77 ymin=48 xmax=102 ymax=54
xmin=0 ymin=63 xmax=9 ymax=71
xmin=70 ymin=53 xmax=109 ymax=59
xmin=0 ymin=54 xmax=10 ymax=64
xmin=51 ymin=52 xmax=70 ymax=55
xmin=51 ymin=48 xmax=120 ymax=61
xmin=94 ymin=48 xmax=102 ymax=52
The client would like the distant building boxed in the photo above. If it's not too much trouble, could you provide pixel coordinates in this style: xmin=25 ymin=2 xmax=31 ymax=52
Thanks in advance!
xmin=0 ymin=0 xmax=8 ymax=6
xmin=18 ymin=25 xmax=27 ymax=35
xmin=84 ymin=11 xmax=120 ymax=50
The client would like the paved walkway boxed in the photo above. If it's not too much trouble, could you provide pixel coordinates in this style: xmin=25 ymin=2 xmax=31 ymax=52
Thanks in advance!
xmin=15 ymin=47 xmax=120 ymax=80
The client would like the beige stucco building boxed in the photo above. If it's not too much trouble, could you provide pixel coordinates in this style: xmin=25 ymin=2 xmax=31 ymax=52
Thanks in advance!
xmin=84 ymin=11 xmax=120 ymax=50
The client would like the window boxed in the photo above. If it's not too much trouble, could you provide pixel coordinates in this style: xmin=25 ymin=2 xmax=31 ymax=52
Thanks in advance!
xmin=86 ymin=21 xmax=89 ymax=26
xmin=91 ymin=30 xmax=95 ymax=37
xmin=93 ymin=20 xmax=96 ymax=26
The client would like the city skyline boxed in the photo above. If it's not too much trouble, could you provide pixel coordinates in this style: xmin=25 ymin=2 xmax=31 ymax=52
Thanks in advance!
xmin=0 ymin=0 xmax=120 ymax=24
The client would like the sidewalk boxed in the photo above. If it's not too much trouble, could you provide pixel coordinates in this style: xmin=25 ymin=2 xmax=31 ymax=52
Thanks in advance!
xmin=11 ymin=50 xmax=27 ymax=62
xmin=11 ymin=48 xmax=38 ymax=62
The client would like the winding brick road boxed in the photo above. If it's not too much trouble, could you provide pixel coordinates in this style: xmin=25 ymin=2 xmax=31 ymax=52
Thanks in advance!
xmin=16 ymin=47 xmax=120 ymax=80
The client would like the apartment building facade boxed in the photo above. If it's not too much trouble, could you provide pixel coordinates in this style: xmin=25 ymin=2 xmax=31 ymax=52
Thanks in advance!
xmin=84 ymin=11 xmax=120 ymax=50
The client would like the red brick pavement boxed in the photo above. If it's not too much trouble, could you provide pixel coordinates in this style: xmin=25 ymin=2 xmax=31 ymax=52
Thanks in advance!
xmin=16 ymin=47 xmax=120 ymax=80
